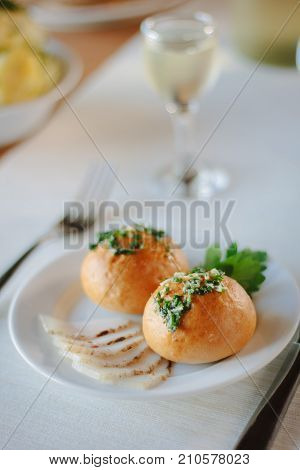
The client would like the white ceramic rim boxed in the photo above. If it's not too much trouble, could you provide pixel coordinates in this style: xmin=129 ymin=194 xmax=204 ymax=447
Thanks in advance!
xmin=140 ymin=10 xmax=217 ymax=44
xmin=30 ymin=1 xmax=187 ymax=29
xmin=0 ymin=38 xmax=82 ymax=116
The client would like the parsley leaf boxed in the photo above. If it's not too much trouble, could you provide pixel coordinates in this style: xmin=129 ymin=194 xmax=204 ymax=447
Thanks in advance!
xmin=203 ymin=245 xmax=222 ymax=270
xmin=195 ymin=242 xmax=267 ymax=295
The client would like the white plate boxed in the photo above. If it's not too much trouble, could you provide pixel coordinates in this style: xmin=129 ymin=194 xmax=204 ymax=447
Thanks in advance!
xmin=0 ymin=39 xmax=82 ymax=146
xmin=8 ymin=249 xmax=300 ymax=399
xmin=30 ymin=1 xmax=185 ymax=31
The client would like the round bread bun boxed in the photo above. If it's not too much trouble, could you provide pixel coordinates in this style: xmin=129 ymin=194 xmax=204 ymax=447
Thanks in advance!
xmin=143 ymin=275 xmax=256 ymax=364
xmin=81 ymin=227 xmax=189 ymax=314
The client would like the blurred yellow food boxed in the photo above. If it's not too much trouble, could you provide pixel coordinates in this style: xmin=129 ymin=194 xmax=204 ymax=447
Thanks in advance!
xmin=0 ymin=47 xmax=62 ymax=105
xmin=0 ymin=7 xmax=45 ymax=50
xmin=0 ymin=4 xmax=63 ymax=105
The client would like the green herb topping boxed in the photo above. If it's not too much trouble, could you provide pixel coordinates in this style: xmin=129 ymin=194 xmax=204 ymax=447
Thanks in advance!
xmin=89 ymin=224 xmax=166 ymax=255
xmin=192 ymin=242 xmax=267 ymax=295
xmin=155 ymin=269 xmax=226 ymax=332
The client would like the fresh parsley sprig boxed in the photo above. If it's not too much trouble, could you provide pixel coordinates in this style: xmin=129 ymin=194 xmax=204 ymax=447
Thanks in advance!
xmin=192 ymin=242 xmax=268 ymax=295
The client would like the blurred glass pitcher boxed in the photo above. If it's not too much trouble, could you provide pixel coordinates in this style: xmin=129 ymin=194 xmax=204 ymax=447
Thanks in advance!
xmin=231 ymin=0 xmax=300 ymax=66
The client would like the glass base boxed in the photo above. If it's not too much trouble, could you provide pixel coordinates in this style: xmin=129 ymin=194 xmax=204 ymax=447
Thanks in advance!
xmin=192 ymin=168 xmax=230 ymax=198
xmin=156 ymin=165 xmax=230 ymax=198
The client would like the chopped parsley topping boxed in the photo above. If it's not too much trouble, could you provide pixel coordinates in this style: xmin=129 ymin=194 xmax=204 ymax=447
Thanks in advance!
xmin=155 ymin=269 xmax=226 ymax=332
xmin=89 ymin=224 xmax=166 ymax=255
xmin=192 ymin=242 xmax=267 ymax=295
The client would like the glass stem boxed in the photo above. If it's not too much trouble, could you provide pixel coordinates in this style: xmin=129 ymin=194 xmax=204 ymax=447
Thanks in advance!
xmin=170 ymin=107 xmax=197 ymax=183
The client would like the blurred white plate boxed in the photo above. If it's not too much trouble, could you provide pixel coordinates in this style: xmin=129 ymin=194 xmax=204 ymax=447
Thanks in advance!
xmin=30 ymin=0 xmax=186 ymax=31
xmin=8 ymin=249 xmax=300 ymax=399
xmin=0 ymin=39 xmax=82 ymax=147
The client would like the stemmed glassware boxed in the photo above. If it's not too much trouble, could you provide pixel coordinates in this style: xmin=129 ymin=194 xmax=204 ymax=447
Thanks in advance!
xmin=141 ymin=11 xmax=228 ymax=197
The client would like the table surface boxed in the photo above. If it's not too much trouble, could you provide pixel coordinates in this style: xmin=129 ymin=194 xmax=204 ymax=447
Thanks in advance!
xmin=0 ymin=2 xmax=299 ymax=451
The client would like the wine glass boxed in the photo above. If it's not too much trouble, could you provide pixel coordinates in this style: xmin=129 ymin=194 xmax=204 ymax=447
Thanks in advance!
xmin=141 ymin=11 xmax=228 ymax=197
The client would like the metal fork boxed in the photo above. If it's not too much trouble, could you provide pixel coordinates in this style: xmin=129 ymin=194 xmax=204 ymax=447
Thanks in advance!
xmin=0 ymin=161 xmax=114 ymax=291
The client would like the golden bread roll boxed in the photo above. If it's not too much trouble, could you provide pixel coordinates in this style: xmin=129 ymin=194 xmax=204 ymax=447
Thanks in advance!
xmin=81 ymin=226 xmax=189 ymax=314
xmin=143 ymin=271 xmax=256 ymax=363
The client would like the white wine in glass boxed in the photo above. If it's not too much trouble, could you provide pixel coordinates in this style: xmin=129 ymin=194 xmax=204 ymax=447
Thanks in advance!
xmin=141 ymin=12 xmax=228 ymax=197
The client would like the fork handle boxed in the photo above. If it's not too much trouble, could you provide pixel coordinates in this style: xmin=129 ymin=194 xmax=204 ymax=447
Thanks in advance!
xmin=0 ymin=240 xmax=41 ymax=290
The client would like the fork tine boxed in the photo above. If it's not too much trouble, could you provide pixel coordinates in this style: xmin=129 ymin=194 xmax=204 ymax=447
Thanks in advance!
xmin=74 ymin=160 xmax=99 ymax=202
xmin=88 ymin=168 xmax=110 ymax=208
xmin=79 ymin=160 xmax=105 ymax=204
xmin=87 ymin=164 xmax=115 ymax=228
xmin=79 ymin=161 xmax=116 ymax=225
xmin=89 ymin=165 xmax=114 ymax=203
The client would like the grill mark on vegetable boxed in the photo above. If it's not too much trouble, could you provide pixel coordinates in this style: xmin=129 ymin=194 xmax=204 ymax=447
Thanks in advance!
xmin=54 ymin=321 xmax=132 ymax=341
xmin=131 ymin=358 xmax=161 ymax=376
xmin=105 ymin=331 xmax=140 ymax=346
xmin=131 ymin=358 xmax=170 ymax=378
xmin=93 ymin=321 xmax=132 ymax=338
xmin=61 ymin=336 xmax=145 ymax=358
xmin=89 ymin=337 xmax=145 ymax=357
xmin=81 ymin=351 xmax=162 ymax=378
xmin=72 ymin=343 xmax=149 ymax=369
xmin=62 ymin=328 xmax=140 ymax=349
xmin=102 ymin=347 xmax=149 ymax=368
xmin=107 ymin=336 xmax=126 ymax=345
xmin=95 ymin=330 xmax=109 ymax=338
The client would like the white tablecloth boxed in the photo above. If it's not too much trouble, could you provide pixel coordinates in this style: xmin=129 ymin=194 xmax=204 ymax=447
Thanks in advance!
xmin=0 ymin=5 xmax=300 ymax=449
